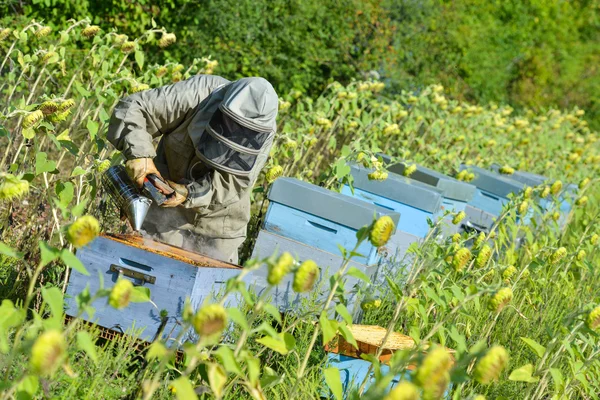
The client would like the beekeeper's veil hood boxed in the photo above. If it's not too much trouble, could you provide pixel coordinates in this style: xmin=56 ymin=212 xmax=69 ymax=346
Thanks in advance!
xmin=190 ymin=77 xmax=278 ymax=177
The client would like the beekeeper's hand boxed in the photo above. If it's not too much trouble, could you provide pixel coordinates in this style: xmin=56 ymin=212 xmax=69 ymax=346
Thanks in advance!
xmin=161 ymin=180 xmax=188 ymax=207
xmin=125 ymin=158 xmax=162 ymax=188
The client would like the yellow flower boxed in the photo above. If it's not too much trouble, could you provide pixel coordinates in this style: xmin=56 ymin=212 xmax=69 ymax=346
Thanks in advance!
xmin=120 ymin=41 xmax=137 ymax=53
xmin=586 ymin=306 xmax=600 ymax=330
xmin=58 ymin=99 xmax=75 ymax=112
xmin=268 ymin=252 xmax=294 ymax=285
xmin=265 ymin=165 xmax=284 ymax=184
xmin=551 ymin=211 xmax=561 ymax=222
xmin=95 ymin=159 xmax=111 ymax=173
xmin=0 ymin=174 xmax=29 ymax=201
xmin=315 ymin=117 xmax=332 ymax=127
xmin=550 ymin=181 xmax=562 ymax=195
xmin=82 ymin=25 xmax=100 ymax=38
xmin=473 ymin=232 xmax=486 ymax=248
xmin=403 ymin=164 xmax=417 ymax=177
xmin=502 ymin=266 xmax=517 ymax=283
xmin=550 ymin=247 xmax=567 ymax=264
xmin=108 ymin=278 xmax=133 ymax=309
xmin=383 ymin=123 xmax=400 ymax=135
xmin=518 ymin=200 xmax=529 ymax=215
xmin=499 ymin=165 xmax=515 ymax=175
xmin=488 ymin=288 xmax=513 ymax=313
xmin=39 ymin=100 xmax=59 ymax=115
xmin=361 ymin=298 xmax=382 ymax=311
xmin=347 ymin=121 xmax=359 ymax=129
xmin=368 ymin=170 xmax=388 ymax=181
xmin=41 ymin=51 xmax=58 ymax=64
xmin=369 ymin=216 xmax=395 ymax=247
xmin=414 ymin=346 xmax=452 ymax=400
xmin=591 ymin=234 xmax=599 ymax=246
xmin=131 ymin=83 xmax=150 ymax=93
xmin=278 ymin=100 xmax=291 ymax=112
xmin=66 ymin=215 xmax=100 ymax=248
xmin=452 ymin=247 xmax=471 ymax=272
xmin=576 ymin=196 xmax=588 ymax=206
xmin=158 ymin=32 xmax=176 ymax=48
xmin=578 ymin=178 xmax=590 ymax=189
xmin=456 ymin=170 xmax=468 ymax=181
xmin=35 ymin=26 xmax=52 ymax=38
xmin=193 ymin=304 xmax=228 ymax=338
xmin=0 ymin=28 xmax=12 ymax=41
xmin=473 ymin=346 xmax=509 ymax=384
xmin=451 ymin=233 xmax=461 ymax=243
xmin=540 ymin=186 xmax=550 ymax=198
xmin=523 ymin=187 xmax=533 ymax=199
xmin=576 ymin=250 xmax=586 ymax=261
xmin=22 ymin=110 xmax=44 ymax=129
xmin=292 ymin=260 xmax=319 ymax=293
xmin=30 ymin=330 xmax=66 ymax=376
xmin=383 ymin=381 xmax=419 ymax=400
xmin=156 ymin=66 xmax=168 ymax=77
xmin=452 ymin=211 xmax=466 ymax=225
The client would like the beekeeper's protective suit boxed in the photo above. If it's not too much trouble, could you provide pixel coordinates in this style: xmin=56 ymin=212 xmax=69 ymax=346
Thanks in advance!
xmin=107 ymin=75 xmax=278 ymax=263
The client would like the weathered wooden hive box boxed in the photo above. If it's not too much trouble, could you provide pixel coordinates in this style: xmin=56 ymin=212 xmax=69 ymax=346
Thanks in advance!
xmin=249 ymin=177 xmax=400 ymax=312
xmin=382 ymin=159 xmax=478 ymax=236
xmin=65 ymin=234 xmax=241 ymax=343
xmin=341 ymin=165 xmax=442 ymax=261
xmin=460 ymin=165 xmax=526 ymax=220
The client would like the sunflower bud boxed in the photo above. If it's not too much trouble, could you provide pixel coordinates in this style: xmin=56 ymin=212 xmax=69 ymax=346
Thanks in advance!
xmin=66 ymin=215 xmax=100 ymax=248
xmin=523 ymin=187 xmax=533 ymax=199
xmin=578 ymin=178 xmax=590 ymax=189
xmin=120 ymin=41 xmax=136 ymax=53
xmin=367 ymin=170 xmax=388 ymax=181
xmin=369 ymin=216 xmax=395 ymax=247
xmin=551 ymin=212 xmax=561 ymax=222
xmin=499 ymin=165 xmax=514 ymax=175
xmin=279 ymin=100 xmax=291 ymax=112
xmin=0 ymin=28 xmax=12 ymax=42
xmin=576 ymin=196 xmax=588 ymax=206
xmin=502 ymin=266 xmax=517 ymax=283
xmin=550 ymin=247 xmax=567 ymax=264
xmin=192 ymin=304 xmax=228 ymax=338
xmin=488 ymin=288 xmax=513 ymax=313
xmin=452 ymin=247 xmax=471 ymax=272
xmin=158 ymin=32 xmax=177 ymax=48
xmin=383 ymin=381 xmax=419 ymax=400
xmin=22 ymin=110 xmax=44 ymax=129
xmin=95 ymin=159 xmax=111 ymax=173
xmin=35 ymin=26 xmax=52 ymax=38
xmin=39 ymin=101 xmax=59 ymax=115
xmin=41 ymin=51 xmax=58 ymax=64
xmin=473 ymin=346 xmax=509 ymax=384
xmin=403 ymin=164 xmax=417 ymax=177
xmin=576 ymin=250 xmax=586 ymax=261
xmin=414 ymin=346 xmax=452 ymax=400
xmin=452 ymin=211 xmax=466 ymax=225
xmin=268 ymin=252 xmax=294 ymax=285
xmin=456 ymin=170 xmax=468 ymax=181
xmin=540 ymin=186 xmax=551 ymax=198
xmin=476 ymin=244 xmax=492 ymax=268
xmin=130 ymin=83 xmax=150 ymax=93
xmin=292 ymin=260 xmax=319 ymax=293
xmin=586 ymin=306 xmax=600 ymax=331
xmin=0 ymin=174 xmax=29 ymax=201
xmin=108 ymin=278 xmax=133 ymax=309
xmin=452 ymin=233 xmax=461 ymax=243
xmin=473 ymin=232 xmax=486 ymax=248
xmin=30 ymin=330 xmax=66 ymax=376
xmin=265 ymin=165 xmax=284 ymax=184
xmin=156 ymin=66 xmax=168 ymax=77
xmin=82 ymin=25 xmax=100 ymax=38
xmin=361 ymin=298 xmax=382 ymax=311
xmin=518 ymin=200 xmax=529 ymax=215
xmin=48 ymin=110 xmax=71 ymax=124
xmin=550 ymin=181 xmax=562 ymax=195
xmin=383 ymin=123 xmax=400 ymax=135
xmin=315 ymin=117 xmax=332 ymax=128
xmin=591 ymin=234 xmax=599 ymax=246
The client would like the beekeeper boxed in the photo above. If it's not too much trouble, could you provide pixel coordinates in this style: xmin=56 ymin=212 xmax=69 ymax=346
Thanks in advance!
xmin=107 ymin=75 xmax=278 ymax=263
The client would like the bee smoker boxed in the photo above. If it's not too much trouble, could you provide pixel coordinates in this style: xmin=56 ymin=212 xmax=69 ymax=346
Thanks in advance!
xmin=102 ymin=165 xmax=175 ymax=231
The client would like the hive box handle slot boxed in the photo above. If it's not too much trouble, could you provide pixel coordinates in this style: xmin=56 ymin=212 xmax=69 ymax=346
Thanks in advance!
xmin=110 ymin=264 xmax=156 ymax=285
xmin=119 ymin=258 xmax=153 ymax=272
xmin=373 ymin=202 xmax=395 ymax=211
xmin=480 ymin=191 xmax=500 ymax=201
xmin=307 ymin=220 xmax=338 ymax=234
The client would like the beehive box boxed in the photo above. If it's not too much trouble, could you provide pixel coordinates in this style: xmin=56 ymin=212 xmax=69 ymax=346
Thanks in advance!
xmin=65 ymin=234 xmax=241 ymax=343
xmin=325 ymin=325 xmax=453 ymax=397
xmin=382 ymin=159 xmax=477 ymax=236
xmin=342 ymin=164 xmax=442 ymax=243
xmin=262 ymin=178 xmax=400 ymax=265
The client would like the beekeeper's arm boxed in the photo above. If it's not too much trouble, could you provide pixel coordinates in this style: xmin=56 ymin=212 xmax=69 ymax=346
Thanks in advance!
xmin=107 ymin=75 xmax=228 ymax=186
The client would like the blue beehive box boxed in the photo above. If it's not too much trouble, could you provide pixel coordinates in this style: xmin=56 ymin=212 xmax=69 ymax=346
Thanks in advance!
xmin=65 ymin=235 xmax=241 ymax=343
xmin=342 ymin=165 xmax=443 ymax=239
xmin=460 ymin=165 xmax=526 ymax=218
xmin=262 ymin=178 xmax=401 ymax=264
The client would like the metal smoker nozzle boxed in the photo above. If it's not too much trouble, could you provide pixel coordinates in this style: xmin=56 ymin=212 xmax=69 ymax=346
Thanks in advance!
xmin=102 ymin=165 xmax=152 ymax=231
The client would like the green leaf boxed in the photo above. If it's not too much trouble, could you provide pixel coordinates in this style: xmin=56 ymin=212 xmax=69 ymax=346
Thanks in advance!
xmin=56 ymin=181 xmax=74 ymax=206
xmin=207 ymin=363 xmax=227 ymax=399
xmin=16 ymin=375 xmax=39 ymax=398
xmin=71 ymin=166 xmax=87 ymax=177
xmin=262 ymin=303 xmax=282 ymax=324
xmin=60 ymin=248 xmax=89 ymax=276
xmin=346 ymin=267 xmax=371 ymax=284
xmin=338 ymin=323 xmax=358 ymax=349
xmin=38 ymin=241 xmax=60 ymax=267
xmin=256 ymin=332 xmax=296 ymax=355
xmin=41 ymin=286 xmax=63 ymax=320
xmin=549 ymin=367 xmax=564 ymax=391
xmin=509 ymin=364 xmax=539 ymax=383
xmin=385 ymin=276 xmax=403 ymax=301
xmin=171 ymin=376 xmax=198 ymax=400
xmin=76 ymin=331 xmax=98 ymax=363
xmin=146 ymin=341 xmax=168 ymax=361
xmin=227 ymin=307 xmax=249 ymax=330
xmin=35 ymin=152 xmax=57 ymax=175
xmin=520 ymin=337 xmax=546 ymax=358
xmin=0 ymin=241 xmax=23 ymax=259
xmin=324 ymin=367 xmax=343 ymax=400
xmin=215 ymin=346 xmax=242 ymax=375
xmin=135 ymin=50 xmax=145 ymax=70
xmin=320 ymin=312 xmax=338 ymax=345
xmin=335 ymin=304 xmax=353 ymax=325
xmin=86 ymin=119 xmax=99 ymax=140
xmin=246 ymin=355 xmax=260 ymax=385
xmin=130 ymin=286 xmax=151 ymax=303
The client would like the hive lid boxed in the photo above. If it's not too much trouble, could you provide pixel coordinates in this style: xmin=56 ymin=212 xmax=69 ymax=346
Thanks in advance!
xmin=460 ymin=165 xmax=525 ymax=198
xmin=384 ymin=161 xmax=476 ymax=202
xmin=349 ymin=164 xmax=443 ymax=214
xmin=268 ymin=178 xmax=401 ymax=231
